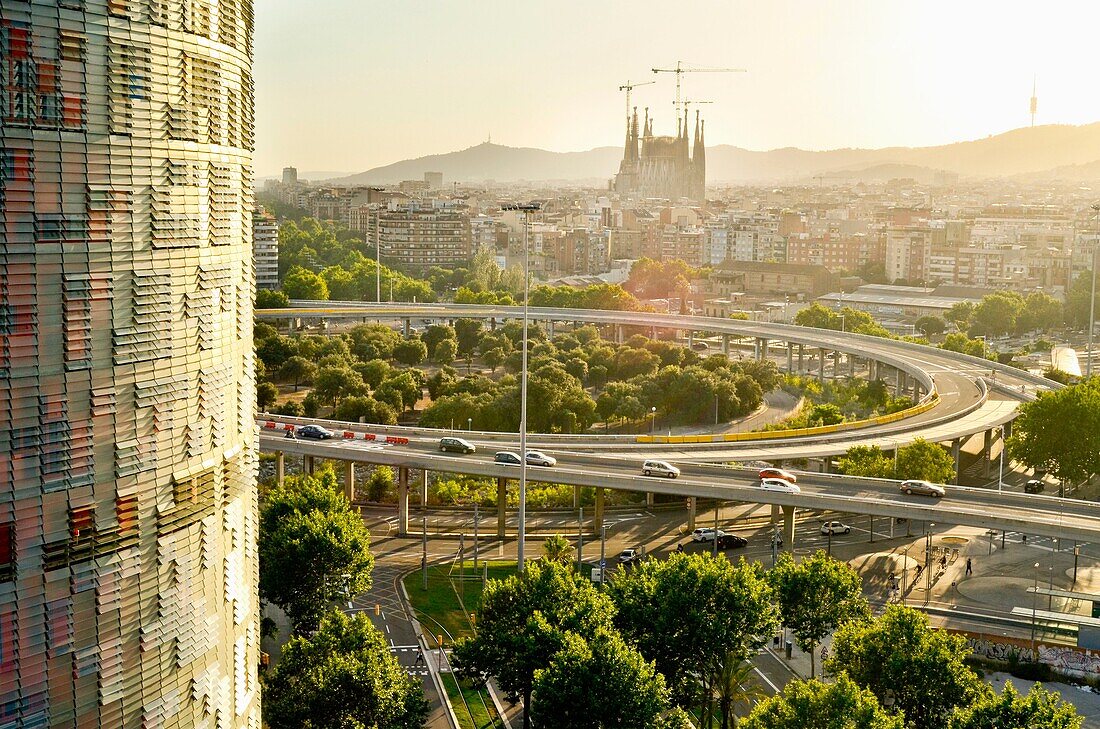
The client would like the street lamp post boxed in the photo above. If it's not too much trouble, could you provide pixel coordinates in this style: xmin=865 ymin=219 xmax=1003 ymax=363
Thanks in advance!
xmin=502 ymin=202 xmax=541 ymax=572
xmin=650 ymin=406 xmax=657 ymax=434
xmin=997 ymin=425 xmax=1006 ymax=492
xmin=925 ymin=523 xmax=935 ymax=592
xmin=467 ymin=417 xmax=472 ymax=431
xmin=1031 ymin=561 xmax=1041 ymax=662
xmin=714 ymin=393 xmax=719 ymax=426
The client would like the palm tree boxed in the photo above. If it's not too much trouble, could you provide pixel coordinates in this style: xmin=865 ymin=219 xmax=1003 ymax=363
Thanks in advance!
xmin=541 ymin=534 xmax=575 ymax=566
xmin=703 ymin=652 xmax=767 ymax=729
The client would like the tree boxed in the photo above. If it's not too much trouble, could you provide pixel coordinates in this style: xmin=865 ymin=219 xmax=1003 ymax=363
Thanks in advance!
xmin=769 ymin=551 xmax=869 ymax=677
xmin=795 ymin=303 xmax=840 ymax=330
xmin=704 ymin=652 xmax=768 ymax=729
xmin=894 ymin=438 xmax=956 ymax=484
xmin=530 ymin=630 xmax=671 ymax=729
xmin=915 ymin=315 xmax=946 ymax=337
xmin=434 ymin=338 xmax=457 ymax=366
xmin=542 ymin=534 xmax=575 ymax=566
xmin=948 ymin=682 xmax=1082 ymax=729
xmin=483 ymin=346 xmax=506 ymax=373
xmin=393 ymin=337 xmax=428 ymax=366
xmin=607 ymin=553 xmax=778 ymax=710
xmin=282 ymin=265 xmax=329 ymax=300
xmin=453 ymin=560 xmax=617 ymax=729
xmin=364 ymin=466 xmax=394 ymax=502
xmin=257 ymin=381 xmax=279 ymax=409
xmin=279 ymin=355 xmax=317 ymax=391
xmin=1009 ymin=379 xmax=1100 ymax=484
xmin=1016 ymin=292 xmax=1064 ymax=334
xmin=837 ymin=445 xmax=895 ymax=479
xmin=741 ymin=675 xmax=902 ymax=729
xmin=313 ymin=365 xmax=366 ymax=407
xmin=1066 ymin=268 xmax=1096 ymax=328
xmin=945 ymin=301 xmax=976 ymax=328
xmin=807 ymin=403 xmax=844 ymax=427
xmin=828 ymin=605 xmax=986 ymax=729
xmin=259 ymin=471 xmax=375 ymax=632
xmin=422 ymin=323 xmax=457 ymax=356
xmin=333 ymin=395 xmax=398 ymax=425
xmin=256 ymin=288 xmax=290 ymax=308
xmin=454 ymin=318 xmax=484 ymax=357
xmin=263 ymin=609 xmax=429 ymax=729
xmin=348 ymin=323 xmax=402 ymax=361
xmin=381 ymin=371 xmax=423 ymax=412
xmin=970 ymin=292 xmax=1023 ymax=337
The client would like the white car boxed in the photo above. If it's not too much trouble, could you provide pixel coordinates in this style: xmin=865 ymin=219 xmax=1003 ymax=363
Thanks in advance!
xmin=642 ymin=460 xmax=680 ymax=479
xmin=618 ymin=548 xmax=640 ymax=564
xmin=820 ymin=521 xmax=851 ymax=535
xmin=525 ymin=450 xmax=556 ymax=467
xmin=691 ymin=528 xmax=728 ymax=543
xmin=760 ymin=478 xmax=801 ymax=494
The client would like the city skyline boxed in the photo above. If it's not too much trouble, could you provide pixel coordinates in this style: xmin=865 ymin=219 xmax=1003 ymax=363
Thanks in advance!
xmin=255 ymin=0 xmax=1100 ymax=176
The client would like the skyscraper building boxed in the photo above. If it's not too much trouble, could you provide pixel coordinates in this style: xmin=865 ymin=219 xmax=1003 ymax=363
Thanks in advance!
xmin=0 ymin=2 xmax=259 ymax=726
xmin=614 ymin=107 xmax=706 ymax=203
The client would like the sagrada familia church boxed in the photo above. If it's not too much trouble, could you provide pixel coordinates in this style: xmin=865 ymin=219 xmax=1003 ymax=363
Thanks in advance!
xmin=613 ymin=107 xmax=706 ymax=203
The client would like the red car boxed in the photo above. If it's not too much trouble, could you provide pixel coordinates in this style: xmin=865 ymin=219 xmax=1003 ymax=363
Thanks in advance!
xmin=759 ymin=468 xmax=797 ymax=483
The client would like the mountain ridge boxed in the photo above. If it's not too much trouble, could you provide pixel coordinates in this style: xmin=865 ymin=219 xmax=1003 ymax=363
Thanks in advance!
xmin=327 ymin=123 xmax=1100 ymax=186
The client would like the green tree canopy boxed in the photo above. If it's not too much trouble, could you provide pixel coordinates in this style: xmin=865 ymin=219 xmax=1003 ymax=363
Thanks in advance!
xmin=313 ymin=365 xmax=367 ymax=407
xmin=531 ymin=630 xmax=670 ymax=729
xmin=257 ymin=381 xmax=279 ymax=409
xmin=282 ymin=265 xmax=329 ymax=300
xmin=262 ymin=609 xmax=428 ymax=729
xmin=541 ymin=534 xmax=575 ymax=566
xmin=828 ymin=605 xmax=985 ymax=729
xmin=915 ymin=315 xmax=946 ymax=336
xmin=838 ymin=445 xmax=895 ymax=479
xmin=742 ymin=675 xmax=903 ymax=729
xmin=259 ymin=471 xmax=374 ymax=632
xmin=769 ymin=551 xmax=870 ymax=677
xmin=894 ymin=438 xmax=956 ymax=483
xmin=948 ymin=682 xmax=1081 ymax=729
xmin=279 ymin=355 xmax=317 ymax=391
xmin=607 ymin=553 xmax=779 ymax=710
xmin=256 ymin=288 xmax=290 ymax=308
xmin=392 ymin=337 xmax=428 ymax=366
xmin=1009 ymin=378 xmax=1100 ymax=484
xmin=453 ymin=560 xmax=617 ymax=728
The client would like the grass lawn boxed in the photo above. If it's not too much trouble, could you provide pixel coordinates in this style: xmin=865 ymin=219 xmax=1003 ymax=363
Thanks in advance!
xmin=441 ymin=674 xmax=504 ymax=729
xmin=403 ymin=561 xmax=516 ymax=647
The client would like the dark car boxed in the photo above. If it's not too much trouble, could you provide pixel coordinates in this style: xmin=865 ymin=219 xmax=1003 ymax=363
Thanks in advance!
xmin=297 ymin=425 xmax=334 ymax=440
xmin=1024 ymin=479 xmax=1044 ymax=494
xmin=494 ymin=451 xmax=522 ymax=465
xmin=716 ymin=534 xmax=748 ymax=549
xmin=439 ymin=437 xmax=476 ymax=454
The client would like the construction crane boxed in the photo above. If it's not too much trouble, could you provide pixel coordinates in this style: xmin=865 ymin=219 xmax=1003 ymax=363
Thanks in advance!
xmin=652 ymin=61 xmax=746 ymax=112
xmin=618 ymin=79 xmax=655 ymax=119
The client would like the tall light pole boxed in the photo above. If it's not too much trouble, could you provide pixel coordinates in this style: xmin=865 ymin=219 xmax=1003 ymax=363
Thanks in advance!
xmin=1031 ymin=561 xmax=1041 ymax=662
xmin=997 ymin=425 xmax=1006 ymax=492
xmin=650 ymin=406 xmax=657 ymax=434
xmin=1088 ymin=204 xmax=1099 ymax=377
xmin=502 ymin=202 xmax=540 ymax=572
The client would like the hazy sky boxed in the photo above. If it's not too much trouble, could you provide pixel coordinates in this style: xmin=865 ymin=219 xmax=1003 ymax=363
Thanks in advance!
xmin=254 ymin=0 xmax=1100 ymax=177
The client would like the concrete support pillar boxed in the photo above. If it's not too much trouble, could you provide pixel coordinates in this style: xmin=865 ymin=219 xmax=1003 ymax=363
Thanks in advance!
xmin=490 ymin=317 xmax=497 ymax=330
xmin=594 ymin=488 xmax=606 ymax=533
xmin=786 ymin=342 xmax=794 ymax=372
xmin=722 ymin=334 xmax=730 ymax=355
xmin=870 ymin=359 xmax=879 ymax=380
xmin=1003 ymin=420 xmax=1013 ymax=438
xmin=798 ymin=343 xmax=805 ymax=372
xmin=421 ymin=469 xmax=429 ymax=507
xmin=547 ymin=320 xmax=555 ymax=338
xmin=849 ymin=353 xmax=856 ymax=377
xmin=646 ymin=491 xmax=655 ymax=507
xmin=403 ymin=318 xmax=411 ymax=336
xmin=616 ymin=325 xmax=624 ymax=344
xmin=651 ymin=325 xmax=657 ymax=339
xmin=951 ymin=439 xmax=962 ymax=483
xmin=818 ymin=349 xmax=826 ymax=381
xmin=343 ymin=460 xmax=355 ymax=503
xmin=983 ymin=429 xmax=995 ymax=477
xmin=756 ymin=338 xmax=767 ymax=362
xmin=895 ymin=370 xmax=906 ymax=396
xmin=822 ymin=458 xmax=832 ymax=474
xmin=305 ymin=455 xmax=315 ymax=475
xmin=687 ymin=330 xmax=694 ymax=349
xmin=686 ymin=496 xmax=697 ymax=531
xmin=782 ymin=505 xmax=796 ymax=551
xmin=275 ymin=452 xmax=285 ymax=487
xmin=397 ymin=466 xmax=409 ymax=536
xmin=497 ymin=477 xmax=508 ymax=539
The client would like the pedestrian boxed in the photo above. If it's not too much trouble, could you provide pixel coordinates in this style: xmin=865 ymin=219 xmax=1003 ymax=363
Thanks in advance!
xmin=941 ymin=554 xmax=947 ymax=570
xmin=915 ymin=563 xmax=924 ymax=580
xmin=966 ymin=557 xmax=972 ymax=576
xmin=676 ymin=543 xmax=684 ymax=553
xmin=414 ymin=648 xmax=424 ymax=666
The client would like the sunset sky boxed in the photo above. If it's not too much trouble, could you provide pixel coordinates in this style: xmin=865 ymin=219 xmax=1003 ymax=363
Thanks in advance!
xmin=254 ymin=0 xmax=1100 ymax=177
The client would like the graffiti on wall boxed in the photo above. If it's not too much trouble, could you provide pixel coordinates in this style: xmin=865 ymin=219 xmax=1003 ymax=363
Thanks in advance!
xmin=962 ymin=632 xmax=1100 ymax=677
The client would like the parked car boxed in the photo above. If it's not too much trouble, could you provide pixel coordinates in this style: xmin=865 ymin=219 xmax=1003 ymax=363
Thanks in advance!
xmin=760 ymin=478 xmax=801 ymax=493
xmin=691 ymin=341 xmax=709 ymax=351
xmin=297 ymin=425 xmax=334 ymax=440
xmin=759 ymin=467 xmax=797 ymax=483
xmin=642 ymin=460 xmax=680 ymax=479
xmin=494 ymin=451 xmax=522 ymax=465
xmin=820 ymin=521 xmax=851 ymax=535
xmin=717 ymin=534 xmax=748 ymax=549
xmin=899 ymin=479 xmax=946 ymax=498
xmin=525 ymin=450 xmax=557 ymax=467
xmin=691 ymin=528 xmax=728 ymax=542
xmin=1024 ymin=479 xmax=1044 ymax=494
xmin=618 ymin=548 xmax=640 ymax=564
xmin=439 ymin=437 xmax=476 ymax=454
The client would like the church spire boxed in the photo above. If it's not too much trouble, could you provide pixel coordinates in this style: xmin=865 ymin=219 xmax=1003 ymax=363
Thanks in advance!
xmin=630 ymin=106 xmax=639 ymax=161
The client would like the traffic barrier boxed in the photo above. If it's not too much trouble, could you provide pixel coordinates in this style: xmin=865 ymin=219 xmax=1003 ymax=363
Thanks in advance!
xmin=260 ymin=421 xmax=414 ymax=446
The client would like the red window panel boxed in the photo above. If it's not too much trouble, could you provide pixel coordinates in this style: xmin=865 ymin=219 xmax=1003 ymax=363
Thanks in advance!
xmin=6 ymin=24 xmax=30 ymax=60
xmin=61 ymin=94 xmax=83 ymax=127
xmin=36 ymin=63 xmax=57 ymax=93
xmin=70 ymin=506 xmax=93 ymax=540
xmin=116 ymin=495 xmax=138 ymax=534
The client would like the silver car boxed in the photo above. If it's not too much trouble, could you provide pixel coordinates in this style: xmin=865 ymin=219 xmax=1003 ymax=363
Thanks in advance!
xmin=525 ymin=450 xmax=556 ymax=467
xmin=642 ymin=460 xmax=680 ymax=479
xmin=899 ymin=480 xmax=946 ymax=498
xmin=760 ymin=478 xmax=801 ymax=494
